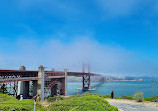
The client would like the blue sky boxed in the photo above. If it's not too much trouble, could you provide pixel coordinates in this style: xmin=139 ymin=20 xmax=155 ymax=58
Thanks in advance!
xmin=0 ymin=0 xmax=158 ymax=76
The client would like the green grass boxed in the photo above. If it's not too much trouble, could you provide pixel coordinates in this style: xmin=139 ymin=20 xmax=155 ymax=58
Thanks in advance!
xmin=102 ymin=94 xmax=137 ymax=101
xmin=102 ymin=95 xmax=117 ymax=99
xmin=46 ymin=96 xmax=66 ymax=102
xmin=144 ymin=96 xmax=158 ymax=102
xmin=0 ymin=93 xmax=45 ymax=111
xmin=0 ymin=93 xmax=118 ymax=111
xmin=119 ymin=95 xmax=136 ymax=100
xmin=102 ymin=95 xmax=111 ymax=99
xmin=3 ymin=92 xmax=158 ymax=111
xmin=47 ymin=94 xmax=118 ymax=111
xmin=103 ymin=93 xmax=158 ymax=103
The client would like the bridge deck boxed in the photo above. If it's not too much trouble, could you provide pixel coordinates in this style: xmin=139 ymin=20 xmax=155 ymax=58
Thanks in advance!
xmin=0 ymin=77 xmax=40 ymax=83
xmin=0 ymin=69 xmax=97 ymax=83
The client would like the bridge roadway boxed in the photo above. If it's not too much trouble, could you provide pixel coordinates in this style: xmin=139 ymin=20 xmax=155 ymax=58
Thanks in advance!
xmin=0 ymin=70 xmax=97 ymax=83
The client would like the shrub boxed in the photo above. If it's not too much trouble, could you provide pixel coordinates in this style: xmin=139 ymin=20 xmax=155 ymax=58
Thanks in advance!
xmin=120 ymin=95 xmax=136 ymax=100
xmin=0 ymin=93 xmax=45 ymax=111
xmin=0 ymin=84 xmax=8 ymax=94
xmin=134 ymin=91 xmax=143 ymax=102
xmin=0 ymin=93 xmax=17 ymax=102
xmin=144 ymin=96 xmax=158 ymax=102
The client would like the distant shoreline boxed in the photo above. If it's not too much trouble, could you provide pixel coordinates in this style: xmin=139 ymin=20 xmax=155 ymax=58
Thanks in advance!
xmin=67 ymin=79 xmax=144 ymax=82
xmin=112 ymin=80 xmax=144 ymax=82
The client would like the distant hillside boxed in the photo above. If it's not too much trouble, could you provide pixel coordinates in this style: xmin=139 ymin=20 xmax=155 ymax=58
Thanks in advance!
xmin=67 ymin=75 xmax=144 ymax=82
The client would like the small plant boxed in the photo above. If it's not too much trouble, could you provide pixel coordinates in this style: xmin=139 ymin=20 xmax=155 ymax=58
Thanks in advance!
xmin=120 ymin=95 xmax=136 ymax=100
xmin=134 ymin=91 xmax=143 ymax=102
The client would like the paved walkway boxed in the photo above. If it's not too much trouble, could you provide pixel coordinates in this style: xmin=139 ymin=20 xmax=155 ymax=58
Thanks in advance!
xmin=106 ymin=99 xmax=158 ymax=111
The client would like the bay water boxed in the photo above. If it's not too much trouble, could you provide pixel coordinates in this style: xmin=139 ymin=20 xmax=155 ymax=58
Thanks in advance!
xmin=67 ymin=81 xmax=158 ymax=98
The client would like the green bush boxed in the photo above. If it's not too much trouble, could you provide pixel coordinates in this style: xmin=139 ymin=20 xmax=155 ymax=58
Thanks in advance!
xmin=0 ymin=93 xmax=17 ymax=102
xmin=0 ymin=93 xmax=45 ymax=111
xmin=134 ymin=91 xmax=143 ymax=102
xmin=120 ymin=95 xmax=136 ymax=100
xmin=47 ymin=94 xmax=118 ymax=111
xmin=144 ymin=96 xmax=158 ymax=102
xmin=0 ymin=84 xmax=8 ymax=94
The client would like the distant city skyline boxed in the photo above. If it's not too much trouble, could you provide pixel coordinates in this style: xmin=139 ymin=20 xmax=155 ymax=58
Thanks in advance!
xmin=0 ymin=0 xmax=158 ymax=76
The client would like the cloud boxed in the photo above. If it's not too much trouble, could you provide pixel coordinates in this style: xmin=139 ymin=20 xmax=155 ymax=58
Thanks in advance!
xmin=97 ymin=0 xmax=138 ymax=17
xmin=0 ymin=37 xmax=158 ymax=76
xmin=2 ymin=0 xmax=158 ymax=20
xmin=95 ymin=0 xmax=158 ymax=18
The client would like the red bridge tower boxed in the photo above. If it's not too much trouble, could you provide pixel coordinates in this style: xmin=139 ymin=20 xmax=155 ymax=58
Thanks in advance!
xmin=82 ymin=64 xmax=91 ymax=90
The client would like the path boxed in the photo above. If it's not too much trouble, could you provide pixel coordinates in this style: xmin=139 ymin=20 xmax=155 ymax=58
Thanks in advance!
xmin=106 ymin=99 xmax=158 ymax=111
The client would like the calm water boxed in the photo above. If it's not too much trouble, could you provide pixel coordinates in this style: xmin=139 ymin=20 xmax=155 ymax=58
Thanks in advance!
xmin=67 ymin=81 xmax=158 ymax=98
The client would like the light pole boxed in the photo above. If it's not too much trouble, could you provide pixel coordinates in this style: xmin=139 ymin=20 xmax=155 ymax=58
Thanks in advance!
xmin=151 ymin=80 xmax=157 ymax=97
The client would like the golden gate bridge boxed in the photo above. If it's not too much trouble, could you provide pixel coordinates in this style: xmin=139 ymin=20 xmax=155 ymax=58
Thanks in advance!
xmin=0 ymin=65 xmax=101 ymax=101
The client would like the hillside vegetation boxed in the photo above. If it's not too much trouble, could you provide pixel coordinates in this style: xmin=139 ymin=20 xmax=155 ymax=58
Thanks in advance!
xmin=144 ymin=96 xmax=158 ymax=102
xmin=2 ymin=91 xmax=158 ymax=111
xmin=47 ymin=93 xmax=118 ymax=111
xmin=0 ymin=93 xmax=44 ymax=111
xmin=0 ymin=92 xmax=118 ymax=111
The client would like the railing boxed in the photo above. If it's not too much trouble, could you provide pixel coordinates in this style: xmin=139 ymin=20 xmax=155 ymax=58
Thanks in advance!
xmin=0 ymin=77 xmax=39 ymax=83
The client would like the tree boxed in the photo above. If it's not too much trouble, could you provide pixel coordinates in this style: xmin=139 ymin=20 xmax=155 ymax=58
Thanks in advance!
xmin=134 ymin=91 xmax=143 ymax=102
xmin=0 ymin=84 xmax=8 ymax=94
